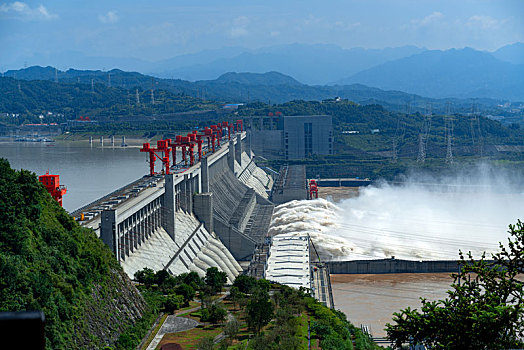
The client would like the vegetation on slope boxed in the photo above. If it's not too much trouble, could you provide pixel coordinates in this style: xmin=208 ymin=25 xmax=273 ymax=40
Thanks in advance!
xmin=0 ymin=159 xmax=146 ymax=349
xmin=239 ymin=99 xmax=524 ymax=179
xmin=0 ymin=76 xmax=219 ymax=124
xmin=134 ymin=268 xmax=381 ymax=350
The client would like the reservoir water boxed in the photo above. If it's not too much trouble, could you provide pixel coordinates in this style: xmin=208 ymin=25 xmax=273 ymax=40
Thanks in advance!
xmin=0 ymin=141 xmax=148 ymax=212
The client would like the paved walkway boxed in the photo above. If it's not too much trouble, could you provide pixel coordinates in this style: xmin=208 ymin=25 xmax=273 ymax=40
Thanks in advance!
xmin=146 ymin=316 xmax=199 ymax=350
xmin=146 ymin=292 xmax=230 ymax=350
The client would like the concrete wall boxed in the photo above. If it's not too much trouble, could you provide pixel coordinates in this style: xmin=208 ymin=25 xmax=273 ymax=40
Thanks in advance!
xmin=250 ymin=130 xmax=283 ymax=159
xmin=283 ymin=115 xmax=333 ymax=159
xmin=214 ymin=217 xmax=257 ymax=261
xmin=229 ymin=189 xmax=256 ymax=232
xmin=327 ymin=258 xmax=465 ymax=274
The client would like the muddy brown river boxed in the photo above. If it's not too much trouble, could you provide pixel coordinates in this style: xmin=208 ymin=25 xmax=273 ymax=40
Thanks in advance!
xmin=330 ymin=273 xmax=454 ymax=337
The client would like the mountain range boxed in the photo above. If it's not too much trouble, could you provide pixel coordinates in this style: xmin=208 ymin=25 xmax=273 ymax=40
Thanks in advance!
xmin=1 ymin=66 xmax=512 ymax=118
xmin=3 ymin=43 xmax=524 ymax=102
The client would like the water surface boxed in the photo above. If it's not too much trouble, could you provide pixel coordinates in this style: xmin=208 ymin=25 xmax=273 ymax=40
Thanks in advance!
xmin=0 ymin=141 xmax=148 ymax=211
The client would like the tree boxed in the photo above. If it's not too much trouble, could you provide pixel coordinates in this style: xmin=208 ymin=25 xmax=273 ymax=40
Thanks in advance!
xmin=208 ymin=303 xmax=228 ymax=324
xmin=175 ymin=283 xmax=195 ymax=306
xmin=181 ymin=271 xmax=204 ymax=290
xmin=154 ymin=269 xmax=170 ymax=285
xmin=196 ymin=336 xmax=214 ymax=350
xmin=229 ymin=286 xmax=244 ymax=310
xmin=256 ymin=278 xmax=271 ymax=293
xmin=246 ymin=289 xmax=274 ymax=334
xmin=200 ymin=303 xmax=227 ymax=324
xmin=159 ymin=275 xmax=177 ymax=294
xmin=386 ymin=221 xmax=524 ymax=349
xmin=134 ymin=267 xmax=156 ymax=288
xmin=224 ymin=317 xmax=240 ymax=342
xmin=205 ymin=267 xmax=227 ymax=294
xmin=233 ymin=274 xmax=257 ymax=294
xmin=163 ymin=294 xmax=184 ymax=313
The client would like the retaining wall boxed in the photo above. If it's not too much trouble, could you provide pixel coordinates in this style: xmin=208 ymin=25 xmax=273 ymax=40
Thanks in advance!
xmin=327 ymin=258 xmax=465 ymax=274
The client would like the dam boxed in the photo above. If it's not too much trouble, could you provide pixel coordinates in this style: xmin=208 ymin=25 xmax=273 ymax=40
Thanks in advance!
xmin=72 ymin=125 xmax=333 ymax=307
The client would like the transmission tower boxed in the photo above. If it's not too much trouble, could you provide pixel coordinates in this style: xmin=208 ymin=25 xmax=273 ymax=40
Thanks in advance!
xmin=54 ymin=68 xmax=58 ymax=83
xmin=477 ymin=117 xmax=483 ymax=157
xmin=150 ymin=78 xmax=155 ymax=105
xmin=445 ymin=117 xmax=454 ymax=164
xmin=417 ymin=133 xmax=426 ymax=163
xmin=108 ymin=73 xmax=111 ymax=87
xmin=136 ymin=88 xmax=140 ymax=107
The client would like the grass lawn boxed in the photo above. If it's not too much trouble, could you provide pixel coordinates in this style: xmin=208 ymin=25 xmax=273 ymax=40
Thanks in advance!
xmin=140 ymin=313 xmax=168 ymax=350
xmin=157 ymin=324 xmax=223 ymax=349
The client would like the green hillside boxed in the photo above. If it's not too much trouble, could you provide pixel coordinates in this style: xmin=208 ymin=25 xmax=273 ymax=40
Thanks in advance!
xmin=0 ymin=159 xmax=146 ymax=349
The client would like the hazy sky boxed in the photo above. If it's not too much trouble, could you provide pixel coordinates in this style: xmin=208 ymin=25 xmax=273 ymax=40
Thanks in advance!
xmin=1 ymin=0 xmax=523 ymax=66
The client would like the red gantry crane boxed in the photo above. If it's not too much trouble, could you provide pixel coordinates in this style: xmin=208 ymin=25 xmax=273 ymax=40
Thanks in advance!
xmin=139 ymin=140 xmax=171 ymax=176
xmin=309 ymin=179 xmax=318 ymax=199
xmin=139 ymin=120 xmax=243 ymax=175
xmin=39 ymin=171 xmax=67 ymax=206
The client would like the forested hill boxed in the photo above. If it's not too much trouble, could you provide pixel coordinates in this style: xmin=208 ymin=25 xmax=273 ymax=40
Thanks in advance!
xmin=0 ymin=76 xmax=218 ymax=120
xmin=3 ymin=66 xmax=509 ymax=116
xmin=0 ymin=159 xmax=146 ymax=349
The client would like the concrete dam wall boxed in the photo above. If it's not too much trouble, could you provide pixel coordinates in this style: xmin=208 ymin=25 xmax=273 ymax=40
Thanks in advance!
xmin=208 ymin=151 xmax=274 ymax=261
xmin=78 ymin=132 xmax=275 ymax=281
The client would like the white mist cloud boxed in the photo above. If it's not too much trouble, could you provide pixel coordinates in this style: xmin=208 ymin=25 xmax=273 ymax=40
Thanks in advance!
xmin=98 ymin=11 xmax=119 ymax=24
xmin=270 ymin=164 xmax=524 ymax=261
xmin=0 ymin=1 xmax=57 ymax=20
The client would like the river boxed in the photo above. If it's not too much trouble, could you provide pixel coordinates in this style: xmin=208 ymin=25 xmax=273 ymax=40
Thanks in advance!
xmin=330 ymin=273 xmax=453 ymax=338
xmin=0 ymin=141 xmax=148 ymax=212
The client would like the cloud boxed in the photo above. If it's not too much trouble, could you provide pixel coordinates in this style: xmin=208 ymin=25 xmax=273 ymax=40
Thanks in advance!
xmin=98 ymin=11 xmax=119 ymax=24
xmin=411 ymin=11 xmax=444 ymax=26
xmin=270 ymin=31 xmax=280 ymax=37
xmin=467 ymin=15 xmax=501 ymax=30
xmin=0 ymin=1 xmax=57 ymax=20
xmin=229 ymin=15 xmax=249 ymax=38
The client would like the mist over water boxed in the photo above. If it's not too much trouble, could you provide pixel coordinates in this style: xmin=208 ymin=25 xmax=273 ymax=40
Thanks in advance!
xmin=269 ymin=164 xmax=524 ymax=261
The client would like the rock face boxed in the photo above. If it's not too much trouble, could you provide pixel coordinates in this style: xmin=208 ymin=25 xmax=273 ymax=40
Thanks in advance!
xmin=76 ymin=268 xmax=147 ymax=348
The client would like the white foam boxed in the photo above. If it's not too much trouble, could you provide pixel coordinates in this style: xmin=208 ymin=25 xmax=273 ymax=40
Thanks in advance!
xmin=268 ymin=167 xmax=524 ymax=261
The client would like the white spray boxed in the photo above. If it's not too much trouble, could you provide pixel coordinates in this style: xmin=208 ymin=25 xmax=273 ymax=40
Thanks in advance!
xmin=269 ymin=164 xmax=524 ymax=261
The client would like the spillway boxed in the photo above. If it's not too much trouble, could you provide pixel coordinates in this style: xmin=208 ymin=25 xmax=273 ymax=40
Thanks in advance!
xmin=268 ymin=179 xmax=524 ymax=261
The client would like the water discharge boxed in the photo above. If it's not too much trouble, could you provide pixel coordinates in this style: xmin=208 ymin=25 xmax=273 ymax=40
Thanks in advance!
xmin=269 ymin=165 xmax=524 ymax=261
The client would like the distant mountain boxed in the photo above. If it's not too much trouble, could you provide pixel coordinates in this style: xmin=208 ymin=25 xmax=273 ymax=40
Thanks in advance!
xmin=153 ymin=43 xmax=426 ymax=84
xmin=3 ymin=44 xmax=425 ymax=85
xmin=214 ymin=71 xmax=303 ymax=86
xmin=2 ymin=66 xmax=507 ymax=116
xmin=337 ymin=48 xmax=524 ymax=101
xmin=492 ymin=42 xmax=524 ymax=65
